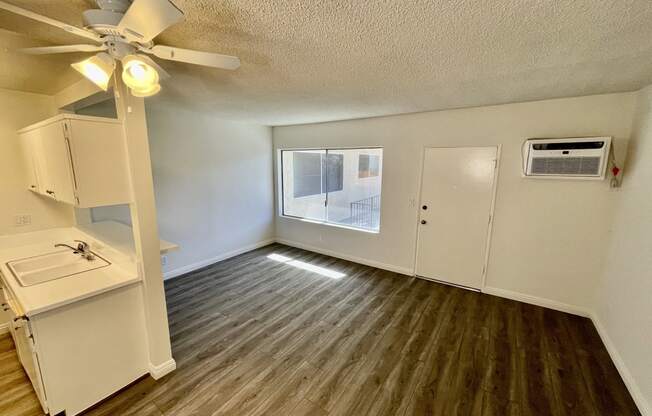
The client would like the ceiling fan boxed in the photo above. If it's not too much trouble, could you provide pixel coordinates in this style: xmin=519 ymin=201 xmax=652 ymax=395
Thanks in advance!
xmin=0 ymin=0 xmax=241 ymax=97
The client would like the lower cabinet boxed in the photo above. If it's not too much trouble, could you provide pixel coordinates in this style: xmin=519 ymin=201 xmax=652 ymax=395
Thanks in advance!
xmin=2 ymin=282 xmax=48 ymax=412
xmin=13 ymin=318 xmax=48 ymax=412
xmin=7 ymin=283 xmax=149 ymax=416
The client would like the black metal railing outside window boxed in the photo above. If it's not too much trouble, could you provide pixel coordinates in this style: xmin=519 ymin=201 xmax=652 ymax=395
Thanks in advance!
xmin=350 ymin=195 xmax=380 ymax=230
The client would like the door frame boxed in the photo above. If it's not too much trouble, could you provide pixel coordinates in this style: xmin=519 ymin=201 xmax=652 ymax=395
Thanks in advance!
xmin=412 ymin=145 xmax=502 ymax=291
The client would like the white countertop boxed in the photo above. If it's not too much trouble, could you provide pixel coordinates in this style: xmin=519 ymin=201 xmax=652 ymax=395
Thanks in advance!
xmin=0 ymin=227 xmax=141 ymax=317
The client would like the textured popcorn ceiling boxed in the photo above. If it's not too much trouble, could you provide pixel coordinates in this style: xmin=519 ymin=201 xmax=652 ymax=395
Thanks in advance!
xmin=1 ymin=0 xmax=652 ymax=125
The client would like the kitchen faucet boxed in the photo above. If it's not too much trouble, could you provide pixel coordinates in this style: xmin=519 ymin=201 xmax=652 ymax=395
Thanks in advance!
xmin=54 ymin=240 xmax=95 ymax=261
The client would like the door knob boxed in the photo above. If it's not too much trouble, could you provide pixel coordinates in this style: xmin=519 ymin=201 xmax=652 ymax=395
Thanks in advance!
xmin=421 ymin=220 xmax=427 ymax=225
xmin=422 ymin=205 xmax=428 ymax=210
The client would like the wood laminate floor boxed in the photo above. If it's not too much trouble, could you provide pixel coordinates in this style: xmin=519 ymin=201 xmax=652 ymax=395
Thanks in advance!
xmin=0 ymin=244 xmax=640 ymax=416
xmin=0 ymin=330 xmax=43 ymax=416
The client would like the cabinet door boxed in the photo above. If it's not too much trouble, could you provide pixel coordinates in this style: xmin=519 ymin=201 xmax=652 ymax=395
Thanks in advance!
xmin=38 ymin=121 xmax=77 ymax=204
xmin=19 ymin=130 xmax=42 ymax=193
xmin=14 ymin=320 xmax=48 ymax=413
xmin=31 ymin=131 xmax=49 ymax=196
xmin=67 ymin=119 xmax=131 ymax=207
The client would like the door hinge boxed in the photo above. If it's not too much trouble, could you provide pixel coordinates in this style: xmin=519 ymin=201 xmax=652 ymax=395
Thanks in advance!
xmin=488 ymin=214 xmax=492 ymax=224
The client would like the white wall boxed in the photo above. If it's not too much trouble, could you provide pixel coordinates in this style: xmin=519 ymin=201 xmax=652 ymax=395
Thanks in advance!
xmin=274 ymin=92 xmax=636 ymax=313
xmin=0 ymin=88 xmax=73 ymax=236
xmin=81 ymin=97 xmax=275 ymax=278
xmin=145 ymin=100 xmax=274 ymax=277
xmin=592 ymin=86 xmax=652 ymax=414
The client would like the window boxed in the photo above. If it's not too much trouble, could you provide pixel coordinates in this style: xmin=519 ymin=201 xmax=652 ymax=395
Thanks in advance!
xmin=281 ymin=148 xmax=383 ymax=232
xmin=292 ymin=152 xmax=321 ymax=197
xmin=292 ymin=152 xmax=343 ymax=197
xmin=358 ymin=154 xmax=380 ymax=178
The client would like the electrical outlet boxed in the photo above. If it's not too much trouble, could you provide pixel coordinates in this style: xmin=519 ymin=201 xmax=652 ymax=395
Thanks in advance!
xmin=161 ymin=255 xmax=168 ymax=267
xmin=13 ymin=214 xmax=32 ymax=227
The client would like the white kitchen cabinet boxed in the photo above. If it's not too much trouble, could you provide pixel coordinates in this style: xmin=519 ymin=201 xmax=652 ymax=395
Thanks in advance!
xmin=19 ymin=128 xmax=42 ymax=194
xmin=1 ymin=276 xmax=148 ymax=416
xmin=1 ymin=279 xmax=48 ymax=413
xmin=18 ymin=114 xmax=132 ymax=208
xmin=39 ymin=119 xmax=77 ymax=204
xmin=13 ymin=318 xmax=48 ymax=412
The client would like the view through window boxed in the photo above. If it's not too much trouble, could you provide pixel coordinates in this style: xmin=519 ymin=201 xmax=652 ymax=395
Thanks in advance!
xmin=281 ymin=148 xmax=383 ymax=231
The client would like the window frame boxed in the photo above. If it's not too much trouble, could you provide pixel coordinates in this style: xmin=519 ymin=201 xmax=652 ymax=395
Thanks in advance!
xmin=279 ymin=146 xmax=383 ymax=233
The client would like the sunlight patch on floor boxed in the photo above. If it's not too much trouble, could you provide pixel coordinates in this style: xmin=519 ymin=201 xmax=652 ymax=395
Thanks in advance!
xmin=267 ymin=253 xmax=346 ymax=279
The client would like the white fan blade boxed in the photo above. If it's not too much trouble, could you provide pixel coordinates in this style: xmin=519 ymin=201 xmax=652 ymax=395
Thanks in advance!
xmin=118 ymin=0 xmax=183 ymax=42
xmin=0 ymin=1 xmax=102 ymax=43
xmin=19 ymin=44 xmax=107 ymax=55
xmin=148 ymin=45 xmax=240 ymax=70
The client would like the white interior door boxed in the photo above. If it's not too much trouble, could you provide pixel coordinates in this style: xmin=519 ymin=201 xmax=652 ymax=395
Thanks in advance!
xmin=416 ymin=147 xmax=497 ymax=289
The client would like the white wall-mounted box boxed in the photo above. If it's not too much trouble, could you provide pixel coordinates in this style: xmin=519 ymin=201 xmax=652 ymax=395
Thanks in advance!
xmin=18 ymin=114 xmax=132 ymax=208
xmin=522 ymin=136 xmax=612 ymax=180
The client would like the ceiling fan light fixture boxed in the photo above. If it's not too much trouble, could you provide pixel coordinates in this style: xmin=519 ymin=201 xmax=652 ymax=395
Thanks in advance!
xmin=71 ymin=52 xmax=115 ymax=91
xmin=2 ymin=0 xmax=242 ymax=101
xmin=122 ymin=54 xmax=160 ymax=93
xmin=129 ymin=83 xmax=161 ymax=97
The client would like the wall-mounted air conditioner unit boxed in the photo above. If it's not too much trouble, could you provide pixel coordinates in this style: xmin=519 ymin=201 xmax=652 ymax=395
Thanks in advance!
xmin=523 ymin=137 xmax=611 ymax=180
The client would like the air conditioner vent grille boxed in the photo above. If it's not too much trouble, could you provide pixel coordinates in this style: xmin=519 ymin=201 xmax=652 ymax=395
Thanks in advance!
xmin=531 ymin=157 xmax=601 ymax=175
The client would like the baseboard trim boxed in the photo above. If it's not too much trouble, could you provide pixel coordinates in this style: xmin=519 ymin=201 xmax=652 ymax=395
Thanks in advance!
xmin=481 ymin=286 xmax=591 ymax=317
xmin=163 ymin=239 xmax=276 ymax=280
xmin=590 ymin=312 xmax=650 ymax=416
xmin=0 ymin=322 xmax=8 ymax=335
xmin=149 ymin=358 xmax=176 ymax=380
xmin=275 ymin=238 xmax=414 ymax=276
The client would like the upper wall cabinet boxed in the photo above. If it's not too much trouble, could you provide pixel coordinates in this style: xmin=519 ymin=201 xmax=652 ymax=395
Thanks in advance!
xmin=18 ymin=114 xmax=132 ymax=208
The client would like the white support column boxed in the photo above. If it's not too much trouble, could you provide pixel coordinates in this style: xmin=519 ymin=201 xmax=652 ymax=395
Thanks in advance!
xmin=113 ymin=78 xmax=176 ymax=378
